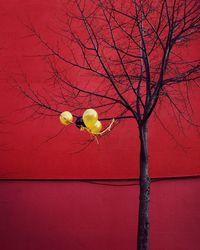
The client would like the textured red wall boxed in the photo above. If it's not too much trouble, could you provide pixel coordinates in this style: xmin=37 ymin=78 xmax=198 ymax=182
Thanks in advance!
xmin=0 ymin=179 xmax=199 ymax=250
xmin=0 ymin=0 xmax=199 ymax=179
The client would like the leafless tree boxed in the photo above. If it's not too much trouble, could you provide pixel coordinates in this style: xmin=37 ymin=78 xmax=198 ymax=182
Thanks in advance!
xmin=18 ymin=0 xmax=200 ymax=249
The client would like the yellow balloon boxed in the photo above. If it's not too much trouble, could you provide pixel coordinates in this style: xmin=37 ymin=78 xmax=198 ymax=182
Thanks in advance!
xmin=90 ymin=120 xmax=102 ymax=134
xmin=59 ymin=111 xmax=73 ymax=125
xmin=83 ymin=109 xmax=98 ymax=128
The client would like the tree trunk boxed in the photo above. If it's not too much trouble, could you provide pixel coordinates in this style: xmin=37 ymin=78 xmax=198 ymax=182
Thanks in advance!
xmin=137 ymin=122 xmax=150 ymax=250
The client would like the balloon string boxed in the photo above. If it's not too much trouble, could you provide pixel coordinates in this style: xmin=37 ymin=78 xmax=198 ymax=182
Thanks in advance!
xmin=78 ymin=119 xmax=115 ymax=144
xmin=93 ymin=119 xmax=115 ymax=144
xmin=99 ymin=118 xmax=115 ymax=135
xmin=94 ymin=136 xmax=99 ymax=144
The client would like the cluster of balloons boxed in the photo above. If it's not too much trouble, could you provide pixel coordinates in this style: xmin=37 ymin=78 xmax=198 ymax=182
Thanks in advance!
xmin=59 ymin=109 xmax=102 ymax=135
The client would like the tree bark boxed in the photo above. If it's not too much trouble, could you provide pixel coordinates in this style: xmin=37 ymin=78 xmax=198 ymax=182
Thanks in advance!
xmin=137 ymin=122 xmax=150 ymax=250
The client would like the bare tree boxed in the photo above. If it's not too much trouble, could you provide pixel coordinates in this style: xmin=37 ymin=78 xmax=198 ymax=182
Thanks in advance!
xmin=17 ymin=0 xmax=200 ymax=249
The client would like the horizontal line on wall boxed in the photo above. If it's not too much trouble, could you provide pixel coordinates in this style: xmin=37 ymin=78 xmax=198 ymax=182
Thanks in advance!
xmin=0 ymin=175 xmax=199 ymax=182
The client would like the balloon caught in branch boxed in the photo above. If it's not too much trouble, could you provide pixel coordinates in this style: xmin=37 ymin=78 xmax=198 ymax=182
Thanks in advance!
xmin=90 ymin=120 xmax=102 ymax=134
xmin=83 ymin=109 xmax=98 ymax=129
xmin=59 ymin=111 xmax=73 ymax=126
xmin=59 ymin=108 xmax=115 ymax=141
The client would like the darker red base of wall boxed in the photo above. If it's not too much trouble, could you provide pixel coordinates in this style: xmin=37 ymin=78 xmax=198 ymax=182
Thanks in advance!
xmin=0 ymin=178 xmax=199 ymax=250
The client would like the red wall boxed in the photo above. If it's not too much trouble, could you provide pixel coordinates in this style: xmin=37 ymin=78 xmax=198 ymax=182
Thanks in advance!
xmin=0 ymin=0 xmax=200 ymax=179
xmin=0 ymin=178 xmax=199 ymax=250
xmin=1 ymin=2 xmax=199 ymax=249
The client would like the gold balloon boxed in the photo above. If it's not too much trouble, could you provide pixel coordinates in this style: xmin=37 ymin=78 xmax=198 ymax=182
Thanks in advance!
xmin=59 ymin=111 xmax=73 ymax=125
xmin=83 ymin=109 xmax=98 ymax=128
xmin=90 ymin=120 xmax=102 ymax=134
